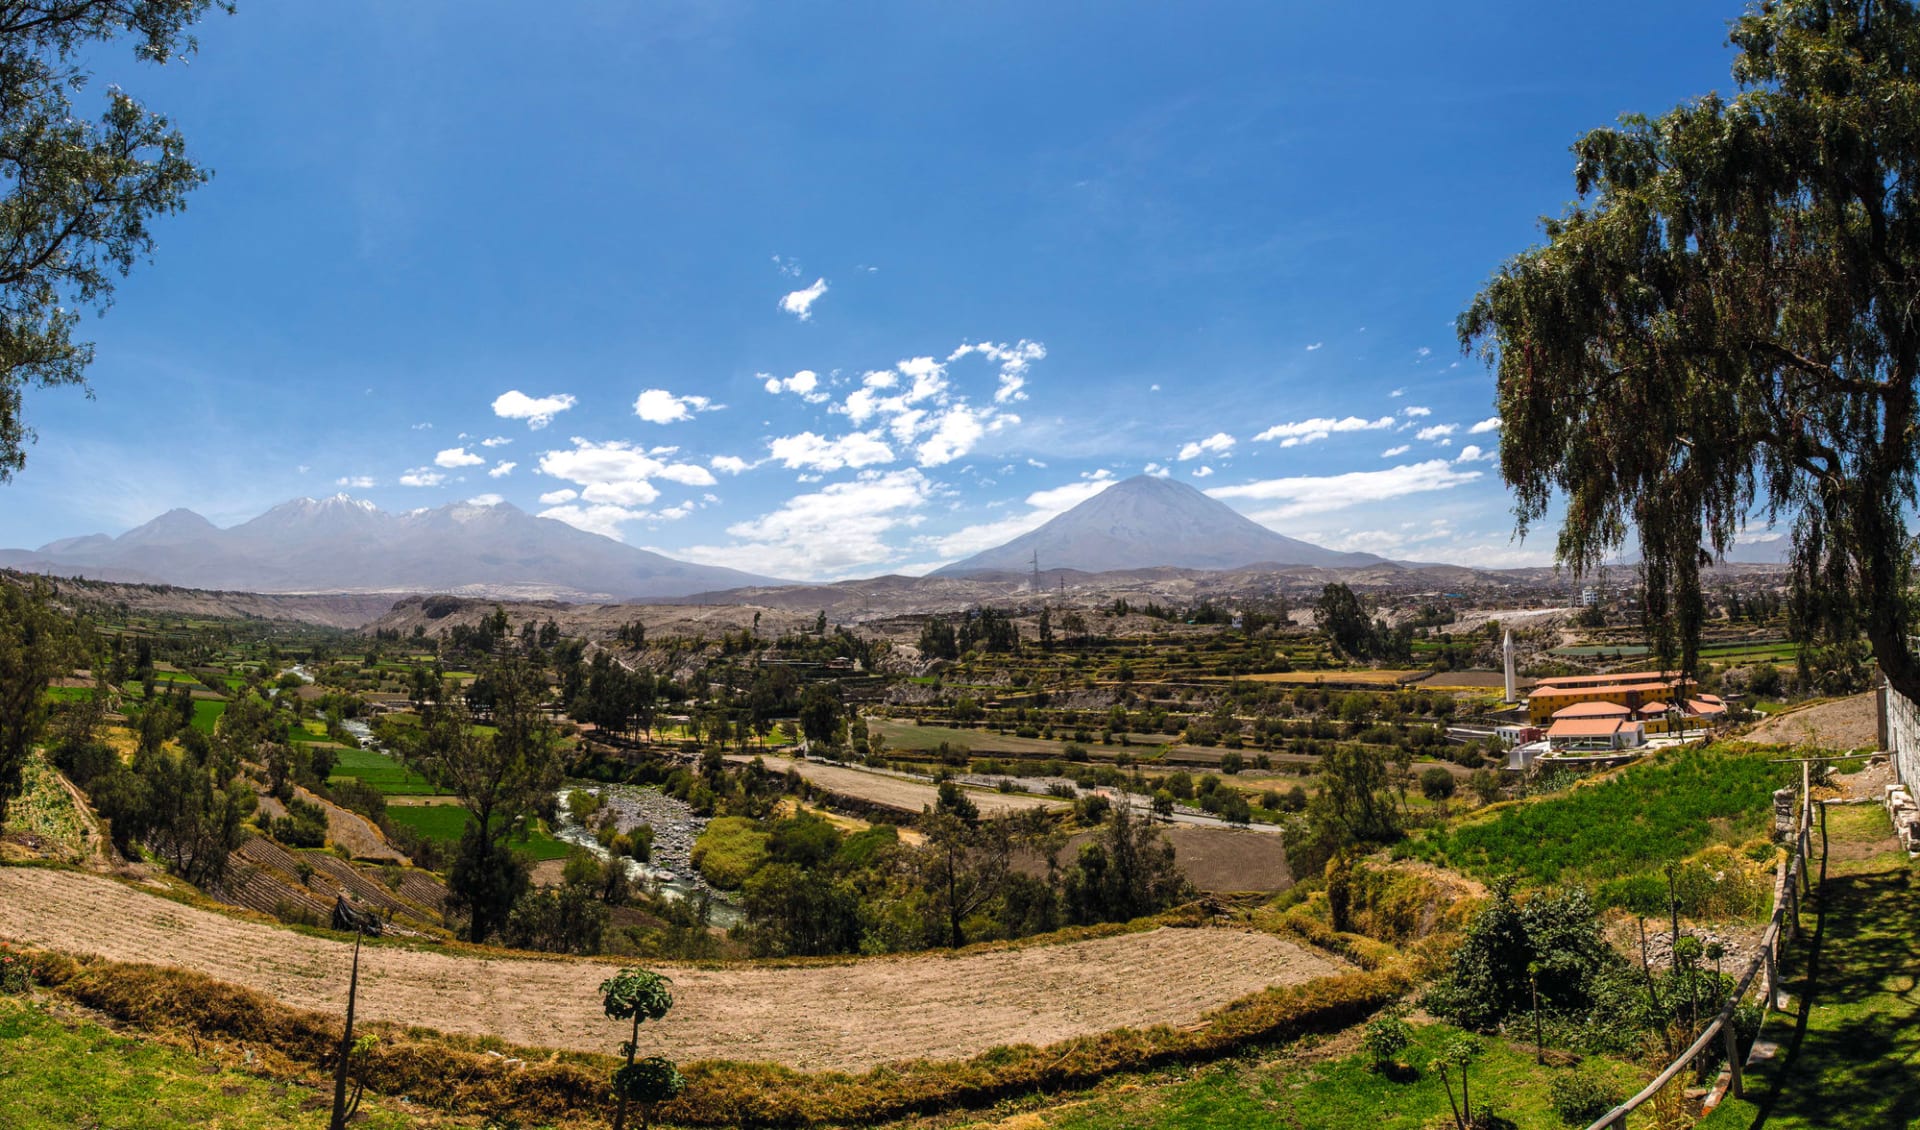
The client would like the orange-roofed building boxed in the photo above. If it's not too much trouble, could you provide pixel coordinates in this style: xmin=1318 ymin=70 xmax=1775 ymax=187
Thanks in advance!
xmin=1526 ymin=670 xmax=1695 ymax=723
xmin=1545 ymin=716 xmax=1647 ymax=751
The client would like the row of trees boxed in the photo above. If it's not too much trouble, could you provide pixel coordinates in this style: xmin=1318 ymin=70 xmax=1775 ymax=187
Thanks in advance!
xmin=733 ymin=792 xmax=1188 ymax=958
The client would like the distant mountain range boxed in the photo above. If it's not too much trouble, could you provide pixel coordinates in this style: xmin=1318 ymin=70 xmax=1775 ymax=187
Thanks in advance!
xmin=934 ymin=474 xmax=1386 ymax=576
xmin=0 ymin=495 xmax=779 ymax=599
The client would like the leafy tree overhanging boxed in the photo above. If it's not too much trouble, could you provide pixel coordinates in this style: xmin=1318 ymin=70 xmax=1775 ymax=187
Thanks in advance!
xmin=1462 ymin=0 xmax=1920 ymax=697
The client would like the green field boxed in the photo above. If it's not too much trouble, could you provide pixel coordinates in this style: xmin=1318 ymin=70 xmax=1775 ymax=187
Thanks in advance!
xmin=327 ymin=746 xmax=445 ymax=796
xmin=383 ymin=803 xmax=571 ymax=859
xmin=1408 ymin=744 xmax=1793 ymax=894
xmin=1033 ymin=1020 xmax=1640 ymax=1130
xmin=42 ymin=686 xmax=95 ymax=703
xmin=0 ymin=996 xmax=436 ymax=1130
xmin=189 ymin=699 xmax=227 ymax=734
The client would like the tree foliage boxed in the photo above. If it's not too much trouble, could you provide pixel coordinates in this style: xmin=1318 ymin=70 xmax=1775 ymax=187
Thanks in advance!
xmin=0 ymin=0 xmax=230 ymax=478
xmin=1463 ymin=0 xmax=1920 ymax=695
xmin=0 ymin=578 xmax=72 ymax=822
xmin=411 ymin=654 xmax=561 ymax=943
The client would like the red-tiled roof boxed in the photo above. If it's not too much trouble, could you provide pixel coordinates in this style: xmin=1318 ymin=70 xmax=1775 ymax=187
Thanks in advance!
xmin=1546 ymin=717 xmax=1637 ymax=738
xmin=1531 ymin=670 xmax=1686 ymax=687
xmin=1553 ymin=701 xmax=1633 ymax=719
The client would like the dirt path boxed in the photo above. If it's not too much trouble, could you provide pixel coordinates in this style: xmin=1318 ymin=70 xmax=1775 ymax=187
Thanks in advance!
xmin=740 ymin=755 xmax=1070 ymax=817
xmin=0 ymin=868 xmax=1345 ymax=1072
xmin=1738 ymin=693 xmax=1879 ymax=751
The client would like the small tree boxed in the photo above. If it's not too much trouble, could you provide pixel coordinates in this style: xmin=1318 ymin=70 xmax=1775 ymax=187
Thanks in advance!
xmin=1435 ymin=1034 xmax=1482 ymax=1130
xmin=601 ymin=968 xmax=683 ymax=1130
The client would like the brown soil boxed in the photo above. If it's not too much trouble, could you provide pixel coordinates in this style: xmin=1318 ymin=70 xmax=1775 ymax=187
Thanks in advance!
xmin=1738 ymin=693 xmax=1880 ymax=751
xmin=1138 ymin=826 xmax=1292 ymax=892
xmin=0 ymin=868 xmax=1346 ymax=1072
xmin=742 ymin=755 xmax=1070 ymax=817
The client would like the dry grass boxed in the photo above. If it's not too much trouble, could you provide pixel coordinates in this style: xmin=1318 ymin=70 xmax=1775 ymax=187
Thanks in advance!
xmin=14 ymin=940 xmax=1410 ymax=1126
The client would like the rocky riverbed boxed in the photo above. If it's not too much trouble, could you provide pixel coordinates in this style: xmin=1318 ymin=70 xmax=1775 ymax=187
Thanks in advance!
xmin=553 ymin=783 xmax=740 ymax=925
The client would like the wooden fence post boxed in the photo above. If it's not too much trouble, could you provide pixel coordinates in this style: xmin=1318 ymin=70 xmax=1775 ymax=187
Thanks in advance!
xmin=1725 ymin=1023 xmax=1742 ymax=1099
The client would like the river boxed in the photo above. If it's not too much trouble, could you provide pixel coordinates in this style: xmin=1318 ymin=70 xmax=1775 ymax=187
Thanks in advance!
xmin=552 ymin=783 xmax=741 ymax=927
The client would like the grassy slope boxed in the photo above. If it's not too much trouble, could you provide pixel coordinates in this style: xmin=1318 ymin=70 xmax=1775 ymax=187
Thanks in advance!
xmin=0 ymin=995 xmax=477 ymax=1129
xmin=1698 ymin=804 xmax=1920 ymax=1130
xmin=1408 ymin=744 xmax=1792 ymax=888
xmin=980 ymin=1022 xmax=1640 ymax=1130
xmin=328 ymin=746 xmax=445 ymax=796
xmin=383 ymin=804 xmax=571 ymax=860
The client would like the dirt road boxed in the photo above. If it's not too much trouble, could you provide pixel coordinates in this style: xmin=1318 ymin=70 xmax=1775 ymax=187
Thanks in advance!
xmin=0 ymin=868 xmax=1344 ymax=1072
xmin=738 ymin=755 xmax=1070 ymax=817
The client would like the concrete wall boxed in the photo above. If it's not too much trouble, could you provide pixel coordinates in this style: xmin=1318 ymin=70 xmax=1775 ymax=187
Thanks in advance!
xmin=1880 ymin=676 xmax=1920 ymax=788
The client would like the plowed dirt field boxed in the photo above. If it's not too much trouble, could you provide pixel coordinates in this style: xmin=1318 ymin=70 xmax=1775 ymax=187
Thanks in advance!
xmin=0 ymin=868 xmax=1345 ymax=1071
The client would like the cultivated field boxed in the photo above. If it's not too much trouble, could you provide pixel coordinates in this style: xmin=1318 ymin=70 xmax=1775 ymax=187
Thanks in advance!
xmin=0 ymin=868 xmax=1344 ymax=1072
xmin=1739 ymin=692 xmax=1878 ymax=751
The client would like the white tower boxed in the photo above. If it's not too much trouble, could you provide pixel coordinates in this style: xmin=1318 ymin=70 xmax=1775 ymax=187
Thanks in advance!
xmin=1503 ymin=629 xmax=1517 ymax=704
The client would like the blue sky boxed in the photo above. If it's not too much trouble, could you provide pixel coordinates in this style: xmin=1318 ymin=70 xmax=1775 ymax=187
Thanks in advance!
xmin=0 ymin=1 xmax=1759 ymax=578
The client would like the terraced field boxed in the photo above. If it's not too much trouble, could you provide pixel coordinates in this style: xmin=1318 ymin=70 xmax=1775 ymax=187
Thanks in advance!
xmin=0 ymin=868 xmax=1347 ymax=1072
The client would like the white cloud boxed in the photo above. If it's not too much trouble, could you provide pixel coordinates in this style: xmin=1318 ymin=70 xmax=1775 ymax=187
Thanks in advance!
xmin=492 ymin=390 xmax=577 ymax=429
xmin=923 ymin=470 xmax=1116 ymax=559
xmin=1390 ymin=388 xmax=1405 ymax=398
xmin=948 ymin=339 xmax=1046 ymax=405
xmin=1455 ymin=444 xmax=1494 ymax=463
xmin=399 ymin=467 xmax=446 ymax=488
xmin=539 ymin=503 xmax=658 ymax=539
xmin=779 ymin=277 xmax=829 ymax=321
xmin=1415 ymin=424 xmax=1457 ymax=442
xmin=1468 ymin=417 xmax=1502 ymax=434
xmin=1401 ymin=405 xmax=1432 ymax=418
xmin=1177 ymin=432 xmax=1236 ymax=461
xmin=1381 ymin=445 xmax=1410 ymax=458
xmin=918 ymin=404 xmax=1004 ymax=467
xmin=767 ymin=430 xmax=895 ymax=472
xmin=1191 ymin=465 xmax=1214 ymax=478
xmin=467 ymin=493 xmax=504 ymax=507
xmin=335 ymin=475 xmax=376 ymax=489
xmin=678 ymin=469 xmax=932 ymax=578
xmin=1143 ymin=462 xmax=1171 ymax=477
xmin=488 ymin=461 xmax=517 ymax=478
xmin=763 ymin=369 xmax=830 ymax=403
xmin=710 ymin=454 xmax=753 ymax=475
xmin=1206 ymin=459 xmax=1483 ymax=522
xmin=480 ymin=435 xmax=513 ymax=447
xmin=1252 ymin=415 xmax=1394 ymax=447
xmin=1305 ymin=342 xmax=1323 ymax=351
xmin=828 ymin=346 xmax=1029 ymax=468
xmin=771 ymin=254 xmax=803 ymax=278
xmin=538 ymin=488 xmax=578 ymax=505
xmin=435 ymin=447 xmax=486 ymax=469
xmin=634 ymin=388 xmax=716 ymax=424
xmin=1416 ymin=346 xmax=1432 ymax=358
xmin=410 ymin=422 xmax=433 ymax=431
xmin=537 ymin=437 xmax=717 ymax=514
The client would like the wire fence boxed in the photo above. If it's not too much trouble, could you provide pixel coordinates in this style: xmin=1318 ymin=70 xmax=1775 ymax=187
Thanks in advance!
xmin=1581 ymin=773 xmax=1817 ymax=1130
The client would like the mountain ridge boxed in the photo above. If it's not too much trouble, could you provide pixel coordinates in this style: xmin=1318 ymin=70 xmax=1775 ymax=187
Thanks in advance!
xmin=0 ymin=495 xmax=782 ymax=600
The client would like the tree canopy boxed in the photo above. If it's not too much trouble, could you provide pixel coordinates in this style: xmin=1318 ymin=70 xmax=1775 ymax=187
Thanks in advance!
xmin=1462 ymin=0 xmax=1920 ymax=697
xmin=0 ymin=1 xmax=229 ymax=479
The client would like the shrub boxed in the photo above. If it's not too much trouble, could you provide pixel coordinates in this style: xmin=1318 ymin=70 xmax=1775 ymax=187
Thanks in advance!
xmin=1361 ymin=1007 xmax=1413 ymax=1071
xmin=1420 ymin=768 xmax=1457 ymax=801
xmin=690 ymin=817 xmax=770 ymax=889
xmin=1548 ymin=1070 xmax=1623 ymax=1125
